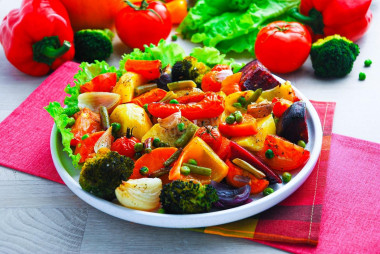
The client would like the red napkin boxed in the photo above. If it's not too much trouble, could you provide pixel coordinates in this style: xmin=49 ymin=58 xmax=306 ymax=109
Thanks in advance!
xmin=254 ymin=133 xmax=380 ymax=253
xmin=0 ymin=61 xmax=80 ymax=184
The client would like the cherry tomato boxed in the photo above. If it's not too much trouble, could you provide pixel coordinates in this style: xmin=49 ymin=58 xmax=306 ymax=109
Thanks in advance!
xmin=195 ymin=125 xmax=222 ymax=151
xmin=258 ymin=135 xmax=310 ymax=171
xmin=115 ymin=1 xmax=172 ymax=50
xmin=80 ymin=73 xmax=117 ymax=93
xmin=111 ymin=135 xmax=140 ymax=159
xmin=255 ymin=21 xmax=312 ymax=73
xmin=201 ymin=71 xmax=221 ymax=92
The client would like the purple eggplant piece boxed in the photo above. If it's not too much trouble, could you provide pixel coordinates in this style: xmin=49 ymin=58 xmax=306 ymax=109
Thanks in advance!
xmin=155 ymin=73 xmax=171 ymax=91
xmin=276 ymin=101 xmax=309 ymax=144
xmin=229 ymin=141 xmax=282 ymax=184
xmin=210 ymin=181 xmax=251 ymax=209
xmin=239 ymin=60 xmax=280 ymax=91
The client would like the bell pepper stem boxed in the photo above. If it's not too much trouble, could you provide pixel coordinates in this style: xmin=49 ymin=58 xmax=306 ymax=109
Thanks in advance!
xmin=288 ymin=8 xmax=324 ymax=35
xmin=33 ymin=36 xmax=71 ymax=66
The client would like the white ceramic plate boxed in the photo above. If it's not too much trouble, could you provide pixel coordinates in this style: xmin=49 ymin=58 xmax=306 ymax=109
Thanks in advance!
xmin=50 ymin=84 xmax=322 ymax=228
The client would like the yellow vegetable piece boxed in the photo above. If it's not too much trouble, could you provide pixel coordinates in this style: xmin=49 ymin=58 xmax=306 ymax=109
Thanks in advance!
xmin=112 ymin=72 xmax=147 ymax=103
xmin=260 ymin=81 xmax=297 ymax=102
xmin=109 ymin=103 xmax=152 ymax=140
xmin=232 ymin=114 xmax=276 ymax=152
xmin=169 ymin=137 xmax=229 ymax=184
xmin=224 ymin=90 xmax=254 ymax=114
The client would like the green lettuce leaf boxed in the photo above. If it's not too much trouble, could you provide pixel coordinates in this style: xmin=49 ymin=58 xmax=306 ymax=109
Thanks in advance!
xmin=44 ymin=60 xmax=118 ymax=168
xmin=178 ymin=0 xmax=300 ymax=55
xmin=119 ymin=39 xmax=186 ymax=73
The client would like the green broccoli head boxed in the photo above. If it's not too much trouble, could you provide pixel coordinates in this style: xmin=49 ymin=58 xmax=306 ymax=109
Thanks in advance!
xmin=159 ymin=180 xmax=219 ymax=214
xmin=171 ymin=56 xmax=210 ymax=86
xmin=74 ymin=29 xmax=114 ymax=63
xmin=79 ymin=148 xmax=134 ymax=201
xmin=310 ymin=35 xmax=360 ymax=78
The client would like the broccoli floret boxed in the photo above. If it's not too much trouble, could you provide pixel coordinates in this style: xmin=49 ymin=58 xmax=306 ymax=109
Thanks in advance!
xmin=74 ymin=29 xmax=114 ymax=63
xmin=159 ymin=180 xmax=219 ymax=214
xmin=79 ymin=148 xmax=134 ymax=200
xmin=310 ymin=35 xmax=360 ymax=78
xmin=171 ymin=56 xmax=210 ymax=86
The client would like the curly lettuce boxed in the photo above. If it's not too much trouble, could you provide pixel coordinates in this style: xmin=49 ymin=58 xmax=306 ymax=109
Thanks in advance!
xmin=178 ymin=0 xmax=300 ymax=55
xmin=44 ymin=61 xmax=118 ymax=168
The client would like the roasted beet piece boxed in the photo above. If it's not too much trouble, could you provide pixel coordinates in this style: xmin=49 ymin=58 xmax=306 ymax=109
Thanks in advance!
xmin=239 ymin=60 xmax=280 ymax=91
xmin=276 ymin=101 xmax=309 ymax=144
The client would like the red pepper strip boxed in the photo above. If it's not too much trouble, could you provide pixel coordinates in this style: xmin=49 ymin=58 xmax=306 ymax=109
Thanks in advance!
xmin=147 ymin=92 xmax=225 ymax=120
xmin=130 ymin=88 xmax=167 ymax=107
xmin=0 ymin=0 xmax=75 ymax=76
xmin=272 ymin=97 xmax=292 ymax=118
xmin=74 ymin=131 xmax=105 ymax=163
xmin=219 ymin=114 xmax=258 ymax=137
xmin=80 ymin=72 xmax=117 ymax=93
xmin=124 ymin=59 xmax=162 ymax=81
xmin=289 ymin=0 xmax=372 ymax=42
xmin=229 ymin=141 xmax=282 ymax=184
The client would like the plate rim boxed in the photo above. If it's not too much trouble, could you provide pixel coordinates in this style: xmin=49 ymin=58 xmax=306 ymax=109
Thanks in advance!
xmin=50 ymin=85 xmax=323 ymax=228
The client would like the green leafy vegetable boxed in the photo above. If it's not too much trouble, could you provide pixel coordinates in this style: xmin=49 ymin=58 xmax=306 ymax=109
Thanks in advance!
xmin=178 ymin=0 xmax=300 ymax=55
xmin=44 ymin=60 xmax=118 ymax=168
xmin=119 ymin=39 xmax=186 ymax=73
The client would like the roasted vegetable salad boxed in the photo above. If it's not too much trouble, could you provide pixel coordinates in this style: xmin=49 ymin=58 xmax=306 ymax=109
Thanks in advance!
xmin=46 ymin=41 xmax=311 ymax=214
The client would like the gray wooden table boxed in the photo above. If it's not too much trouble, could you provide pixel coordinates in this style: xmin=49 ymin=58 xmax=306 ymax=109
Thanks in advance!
xmin=0 ymin=1 xmax=379 ymax=253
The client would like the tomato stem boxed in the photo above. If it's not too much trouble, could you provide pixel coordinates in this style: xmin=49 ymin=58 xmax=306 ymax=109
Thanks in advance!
xmin=124 ymin=0 xmax=163 ymax=23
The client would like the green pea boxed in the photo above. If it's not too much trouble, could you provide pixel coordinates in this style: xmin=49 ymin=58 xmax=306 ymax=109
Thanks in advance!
xmin=233 ymin=102 xmax=242 ymax=108
xmin=297 ymin=140 xmax=306 ymax=148
xmin=143 ymin=104 xmax=149 ymax=112
xmin=169 ymin=99 xmax=179 ymax=104
xmin=359 ymin=72 xmax=366 ymax=81
xmin=134 ymin=142 xmax=144 ymax=152
xmin=364 ymin=59 xmax=372 ymax=67
xmin=171 ymin=34 xmax=178 ymax=41
xmin=139 ymin=166 xmax=149 ymax=175
xmin=177 ymin=122 xmax=185 ymax=132
xmin=153 ymin=138 xmax=161 ymax=147
xmin=188 ymin=159 xmax=198 ymax=166
xmin=237 ymin=96 xmax=246 ymax=107
xmin=81 ymin=134 xmax=89 ymax=140
xmin=225 ymin=114 xmax=236 ymax=125
xmin=265 ymin=149 xmax=274 ymax=159
xmin=180 ymin=166 xmax=191 ymax=176
xmin=282 ymin=172 xmax=292 ymax=183
xmin=263 ymin=187 xmax=274 ymax=196
xmin=157 ymin=208 xmax=165 ymax=214
xmin=234 ymin=111 xmax=243 ymax=123
xmin=111 ymin=122 xmax=121 ymax=132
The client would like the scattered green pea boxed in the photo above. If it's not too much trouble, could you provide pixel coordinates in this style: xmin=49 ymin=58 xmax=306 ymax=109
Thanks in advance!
xmin=233 ymin=102 xmax=242 ymax=108
xmin=134 ymin=142 xmax=144 ymax=152
xmin=157 ymin=208 xmax=165 ymax=214
xmin=359 ymin=72 xmax=366 ymax=81
xmin=171 ymin=34 xmax=178 ymax=41
xmin=364 ymin=59 xmax=372 ymax=67
xmin=143 ymin=103 xmax=149 ymax=112
xmin=237 ymin=96 xmax=246 ymax=107
xmin=225 ymin=114 xmax=236 ymax=125
xmin=263 ymin=187 xmax=274 ymax=196
xmin=265 ymin=149 xmax=274 ymax=159
xmin=282 ymin=172 xmax=292 ymax=183
xmin=180 ymin=165 xmax=191 ymax=176
xmin=177 ymin=122 xmax=185 ymax=132
xmin=81 ymin=134 xmax=89 ymax=140
xmin=234 ymin=111 xmax=243 ymax=123
xmin=111 ymin=122 xmax=121 ymax=132
xmin=153 ymin=138 xmax=161 ymax=147
xmin=188 ymin=159 xmax=198 ymax=165
xmin=169 ymin=99 xmax=179 ymax=104
xmin=139 ymin=166 xmax=149 ymax=175
xmin=297 ymin=140 xmax=306 ymax=148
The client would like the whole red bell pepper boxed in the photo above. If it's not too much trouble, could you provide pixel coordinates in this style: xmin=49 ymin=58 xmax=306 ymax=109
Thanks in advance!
xmin=0 ymin=0 xmax=75 ymax=76
xmin=289 ymin=0 xmax=372 ymax=42
xmin=147 ymin=92 xmax=225 ymax=120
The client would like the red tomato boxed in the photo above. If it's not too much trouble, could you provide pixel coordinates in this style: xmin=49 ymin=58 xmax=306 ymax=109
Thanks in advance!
xmin=255 ymin=21 xmax=312 ymax=73
xmin=70 ymin=108 xmax=102 ymax=146
xmin=195 ymin=125 xmax=222 ymax=151
xmin=258 ymin=135 xmax=310 ymax=171
xmin=201 ymin=71 xmax=221 ymax=92
xmin=80 ymin=73 xmax=117 ymax=93
xmin=219 ymin=114 xmax=258 ymax=137
xmin=111 ymin=135 xmax=140 ymax=159
xmin=115 ymin=1 xmax=172 ymax=50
